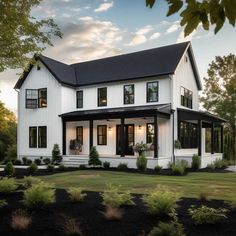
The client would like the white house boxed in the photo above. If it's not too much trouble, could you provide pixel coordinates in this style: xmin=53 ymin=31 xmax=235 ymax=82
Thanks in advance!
xmin=14 ymin=42 xmax=225 ymax=168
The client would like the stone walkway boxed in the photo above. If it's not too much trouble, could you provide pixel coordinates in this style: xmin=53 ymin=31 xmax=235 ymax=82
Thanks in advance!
xmin=226 ymin=165 xmax=236 ymax=172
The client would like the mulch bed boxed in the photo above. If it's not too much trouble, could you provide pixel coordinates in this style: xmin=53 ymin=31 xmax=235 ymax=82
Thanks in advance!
xmin=0 ymin=189 xmax=236 ymax=236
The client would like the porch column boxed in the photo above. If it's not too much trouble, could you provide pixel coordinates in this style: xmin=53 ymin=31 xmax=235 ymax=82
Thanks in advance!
xmin=211 ymin=122 xmax=215 ymax=154
xmin=62 ymin=119 xmax=66 ymax=155
xmin=220 ymin=125 xmax=224 ymax=153
xmin=154 ymin=115 xmax=158 ymax=158
xmin=120 ymin=117 xmax=125 ymax=157
xmin=198 ymin=120 xmax=202 ymax=156
xmin=89 ymin=119 xmax=93 ymax=151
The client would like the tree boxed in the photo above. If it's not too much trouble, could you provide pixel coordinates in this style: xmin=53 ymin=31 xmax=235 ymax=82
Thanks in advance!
xmin=0 ymin=0 xmax=62 ymax=72
xmin=146 ymin=0 xmax=236 ymax=36
xmin=200 ymin=54 xmax=236 ymax=160
xmin=88 ymin=146 xmax=101 ymax=166
xmin=0 ymin=100 xmax=17 ymax=161
xmin=52 ymin=144 xmax=62 ymax=164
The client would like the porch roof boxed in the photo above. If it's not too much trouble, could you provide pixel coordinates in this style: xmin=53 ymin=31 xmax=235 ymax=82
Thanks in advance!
xmin=60 ymin=104 xmax=171 ymax=121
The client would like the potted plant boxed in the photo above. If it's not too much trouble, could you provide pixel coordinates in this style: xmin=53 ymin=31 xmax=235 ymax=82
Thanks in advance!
xmin=133 ymin=142 xmax=147 ymax=156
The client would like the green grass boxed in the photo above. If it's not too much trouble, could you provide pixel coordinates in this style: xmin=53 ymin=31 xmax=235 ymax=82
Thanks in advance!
xmin=37 ymin=170 xmax=236 ymax=200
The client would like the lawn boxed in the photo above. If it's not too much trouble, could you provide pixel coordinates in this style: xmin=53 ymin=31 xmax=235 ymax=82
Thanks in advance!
xmin=38 ymin=170 xmax=236 ymax=200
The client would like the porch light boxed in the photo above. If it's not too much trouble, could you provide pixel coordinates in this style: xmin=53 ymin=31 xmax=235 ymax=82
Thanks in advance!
xmin=108 ymin=126 xmax=112 ymax=131
xmin=138 ymin=125 xmax=142 ymax=130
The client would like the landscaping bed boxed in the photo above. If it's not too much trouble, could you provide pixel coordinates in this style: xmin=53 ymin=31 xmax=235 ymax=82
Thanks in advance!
xmin=0 ymin=189 xmax=236 ymax=236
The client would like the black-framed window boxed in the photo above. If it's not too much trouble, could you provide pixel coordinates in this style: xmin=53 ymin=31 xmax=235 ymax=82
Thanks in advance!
xmin=76 ymin=126 xmax=83 ymax=145
xmin=38 ymin=126 xmax=47 ymax=148
xmin=181 ymin=87 xmax=193 ymax=109
xmin=76 ymin=91 xmax=83 ymax=108
xmin=38 ymin=88 xmax=47 ymax=108
xmin=97 ymin=125 xmax=107 ymax=145
xmin=147 ymin=81 xmax=158 ymax=102
xmin=29 ymin=127 xmax=37 ymax=148
xmin=146 ymin=123 xmax=154 ymax=144
xmin=179 ymin=121 xmax=197 ymax=148
xmin=26 ymin=89 xmax=38 ymax=109
xmin=124 ymin=84 xmax=134 ymax=104
xmin=98 ymin=87 xmax=107 ymax=107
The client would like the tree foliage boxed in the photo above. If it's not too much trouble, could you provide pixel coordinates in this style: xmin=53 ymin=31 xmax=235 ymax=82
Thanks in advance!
xmin=146 ymin=0 xmax=236 ymax=36
xmin=0 ymin=0 xmax=62 ymax=72
xmin=200 ymin=54 xmax=236 ymax=160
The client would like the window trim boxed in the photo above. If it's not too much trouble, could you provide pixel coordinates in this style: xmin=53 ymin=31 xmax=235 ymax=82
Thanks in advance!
xmin=124 ymin=84 xmax=135 ymax=105
xmin=76 ymin=90 xmax=83 ymax=108
xmin=146 ymin=123 xmax=154 ymax=144
xmin=38 ymin=88 xmax=47 ymax=108
xmin=25 ymin=89 xmax=38 ymax=109
xmin=180 ymin=86 xmax=193 ymax=109
xmin=97 ymin=125 xmax=107 ymax=145
xmin=76 ymin=126 xmax=83 ymax=145
xmin=97 ymin=87 xmax=107 ymax=107
xmin=29 ymin=126 xmax=37 ymax=148
xmin=146 ymin=81 xmax=159 ymax=103
xmin=38 ymin=126 xmax=47 ymax=148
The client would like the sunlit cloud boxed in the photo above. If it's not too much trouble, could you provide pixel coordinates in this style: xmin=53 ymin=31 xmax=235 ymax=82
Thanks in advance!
xmin=94 ymin=1 xmax=113 ymax=12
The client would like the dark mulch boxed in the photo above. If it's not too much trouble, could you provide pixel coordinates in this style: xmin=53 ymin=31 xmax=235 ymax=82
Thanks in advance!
xmin=0 ymin=189 xmax=236 ymax=236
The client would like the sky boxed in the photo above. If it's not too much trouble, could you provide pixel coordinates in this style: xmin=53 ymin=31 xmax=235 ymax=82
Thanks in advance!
xmin=0 ymin=0 xmax=236 ymax=114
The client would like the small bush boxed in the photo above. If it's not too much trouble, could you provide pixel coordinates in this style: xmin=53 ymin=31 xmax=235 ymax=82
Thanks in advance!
xmin=213 ymin=159 xmax=229 ymax=169
xmin=43 ymin=158 xmax=51 ymax=165
xmin=0 ymin=199 xmax=7 ymax=208
xmin=169 ymin=160 xmax=188 ymax=176
xmin=136 ymin=153 xmax=148 ymax=171
xmin=101 ymin=184 xmax=135 ymax=207
xmin=47 ymin=163 xmax=55 ymax=172
xmin=67 ymin=187 xmax=87 ymax=202
xmin=148 ymin=220 xmax=185 ymax=236
xmin=26 ymin=159 xmax=32 ymax=165
xmin=58 ymin=164 xmax=66 ymax=171
xmin=117 ymin=162 xmax=128 ymax=171
xmin=207 ymin=163 xmax=215 ymax=170
xmin=4 ymin=161 xmax=15 ymax=176
xmin=22 ymin=157 xmax=28 ymax=165
xmin=27 ymin=163 xmax=38 ymax=175
xmin=154 ymin=165 xmax=162 ymax=174
xmin=0 ymin=178 xmax=17 ymax=193
xmin=14 ymin=159 xmax=22 ymax=165
xmin=63 ymin=216 xmax=82 ymax=236
xmin=11 ymin=209 xmax=32 ymax=231
xmin=88 ymin=146 xmax=101 ymax=166
xmin=103 ymin=161 xmax=110 ymax=169
xmin=142 ymin=189 xmax=180 ymax=216
xmin=23 ymin=176 xmax=42 ymax=188
xmin=52 ymin=144 xmax=62 ymax=164
xmin=191 ymin=154 xmax=201 ymax=170
xmin=23 ymin=183 xmax=55 ymax=209
xmin=34 ymin=159 xmax=41 ymax=165
xmin=102 ymin=205 xmax=123 ymax=220
xmin=189 ymin=205 xmax=228 ymax=225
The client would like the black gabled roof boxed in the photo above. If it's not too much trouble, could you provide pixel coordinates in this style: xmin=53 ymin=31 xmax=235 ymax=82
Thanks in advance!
xmin=14 ymin=42 xmax=202 ymax=90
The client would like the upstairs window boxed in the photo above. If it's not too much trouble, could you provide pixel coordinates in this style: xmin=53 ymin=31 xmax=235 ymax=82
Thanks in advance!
xmin=181 ymin=87 xmax=192 ymax=109
xmin=38 ymin=126 xmax=47 ymax=148
xmin=124 ymin=84 xmax=134 ymax=104
xmin=38 ymin=88 xmax=47 ymax=108
xmin=147 ymin=81 xmax=158 ymax=102
xmin=76 ymin=91 xmax=83 ymax=108
xmin=97 ymin=125 xmax=107 ymax=145
xmin=98 ymin=87 xmax=107 ymax=107
xmin=76 ymin=126 xmax=83 ymax=145
xmin=29 ymin=127 xmax=37 ymax=148
xmin=26 ymin=90 xmax=38 ymax=109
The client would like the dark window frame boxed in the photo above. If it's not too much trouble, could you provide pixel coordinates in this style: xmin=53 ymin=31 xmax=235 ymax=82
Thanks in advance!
xmin=178 ymin=121 xmax=197 ymax=148
xmin=38 ymin=88 xmax=47 ymax=108
xmin=38 ymin=126 xmax=47 ymax=148
xmin=180 ymin=86 xmax=193 ymax=109
xmin=76 ymin=126 xmax=83 ymax=145
xmin=124 ymin=84 xmax=135 ymax=105
xmin=97 ymin=87 xmax=107 ymax=107
xmin=26 ymin=89 xmax=38 ymax=109
xmin=29 ymin=126 xmax=37 ymax=148
xmin=76 ymin=90 xmax=83 ymax=108
xmin=146 ymin=123 xmax=154 ymax=144
xmin=97 ymin=125 xmax=107 ymax=145
xmin=146 ymin=81 xmax=159 ymax=103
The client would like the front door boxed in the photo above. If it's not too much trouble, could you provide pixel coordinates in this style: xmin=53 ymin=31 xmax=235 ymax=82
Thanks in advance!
xmin=116 ymin=124 xmax=134 ymax=155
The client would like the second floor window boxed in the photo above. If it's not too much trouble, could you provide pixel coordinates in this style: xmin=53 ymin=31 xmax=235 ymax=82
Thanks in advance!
xmin=76 ymin=91 xmax=83 ymax=108
xmin=29 ymin=127 xmax=37 ymax=148
xmin=181 ymin=87 xmax=193 ymax=109
xmin=98 ymin=87 xmax=107 ymax=107
xmin=147 ymin=81 xmax=158 ymax=102
xmin=26 ymin=89 xmax=38 ymax=109
xmin=38 ymin=88 xmax=47 ymax=108
xmin=124 ymin=84 xmax=134 ymax=104
xmin=38 ymin=126 xmax=47 ymax=148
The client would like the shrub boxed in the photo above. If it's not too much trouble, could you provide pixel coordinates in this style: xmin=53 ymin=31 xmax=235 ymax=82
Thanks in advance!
xmin=67 ymin=187 xmax=87 ymax=202
xmin=148 ymin=220 xmax=185 ymax=236
xmin=101 ymin=184 xmax=135 ymax=207
xmin=43 ymin=158 xmax=51 ymax=165
xmin=47 ymin=163 xmax=55 ymax=172
xmin=88 ymin=146 xmax=101 ymax=166
xmin=23 ymin=183 xmax=55 ymax=209
xmin=11 ymin=209 xmax=32 ymax=231
xmin=0 ymin=199 xmax=7 ymax=208
xmin=52 ymin=144 xmax=62 ymax=164
xmin=22 ymin=157 xmax=27 ymax=165
xmin=23 ymin=176 xmax=42 ymax=188
xmin=213 ymin=159 xmax=229 ymax=169
xmin=27 ymin=163 xmax=38 ymax=175
xmin=34 ymin=159 xmax=41 ymax=165
xmin=191 ymin=154 xmax=201 ymax=170
xmin=142 ymin=189 xmax=180 ymax=216
xmin=0 ymin=178 xmax=17 ymax=193
xmin=207 ymin=163 xmax=215 ymax=170
xmin=136 ymin=153 xmax=147 ymax=171
xmin=63 ymin=216 xmax=82 ymax=236
xmin=189 ymin=205 xmax=228 ymax=225
xmin=4 ymin=144 xmax=17 ymax=163
xmin=4 ymin=161 xmax=15 ymax=176
xmin=154 ymin=165 xmax=162 ymax=174
xmin=102 ymin=205 xmax=123 ymax=220
xmin=14 ymin=159 xmax=22 ymax=165
xmin=58 ymin=164 xmax=66 ymax=171
xmin=117 ymin=162 xmax=128 ymax=171
xmin=103 ymin=161 xmax=110 ymax=169
xmin=26 ymin=159 xmax=32 ymax=165
xmin=169 ymin=160 xmax=188 ymax=176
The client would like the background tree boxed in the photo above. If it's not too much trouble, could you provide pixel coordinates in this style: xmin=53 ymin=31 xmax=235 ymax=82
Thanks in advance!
xmin=146 ymin=0 xmax=236 ymax=36
xmin=200 ymin=54 xmax=236 ymax=160
xmin=0 ymin=0 xmax=62 ymax=72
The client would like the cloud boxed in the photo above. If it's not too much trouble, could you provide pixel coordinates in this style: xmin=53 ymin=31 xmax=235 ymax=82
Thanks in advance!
xmin=166 ymin=24 xmax=180 ymax=34
xmin=62 ymin=13 xmax=71 ymax=18
xmin=94 ymin=1 xmax=113 ymax=12
xmin=177 ymin=30 xmax=197 ymax=43
xmin=150 ymin=32 xmax=161 ymax=40
xmin=136 ymin=25 xmax=154 ymax=35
